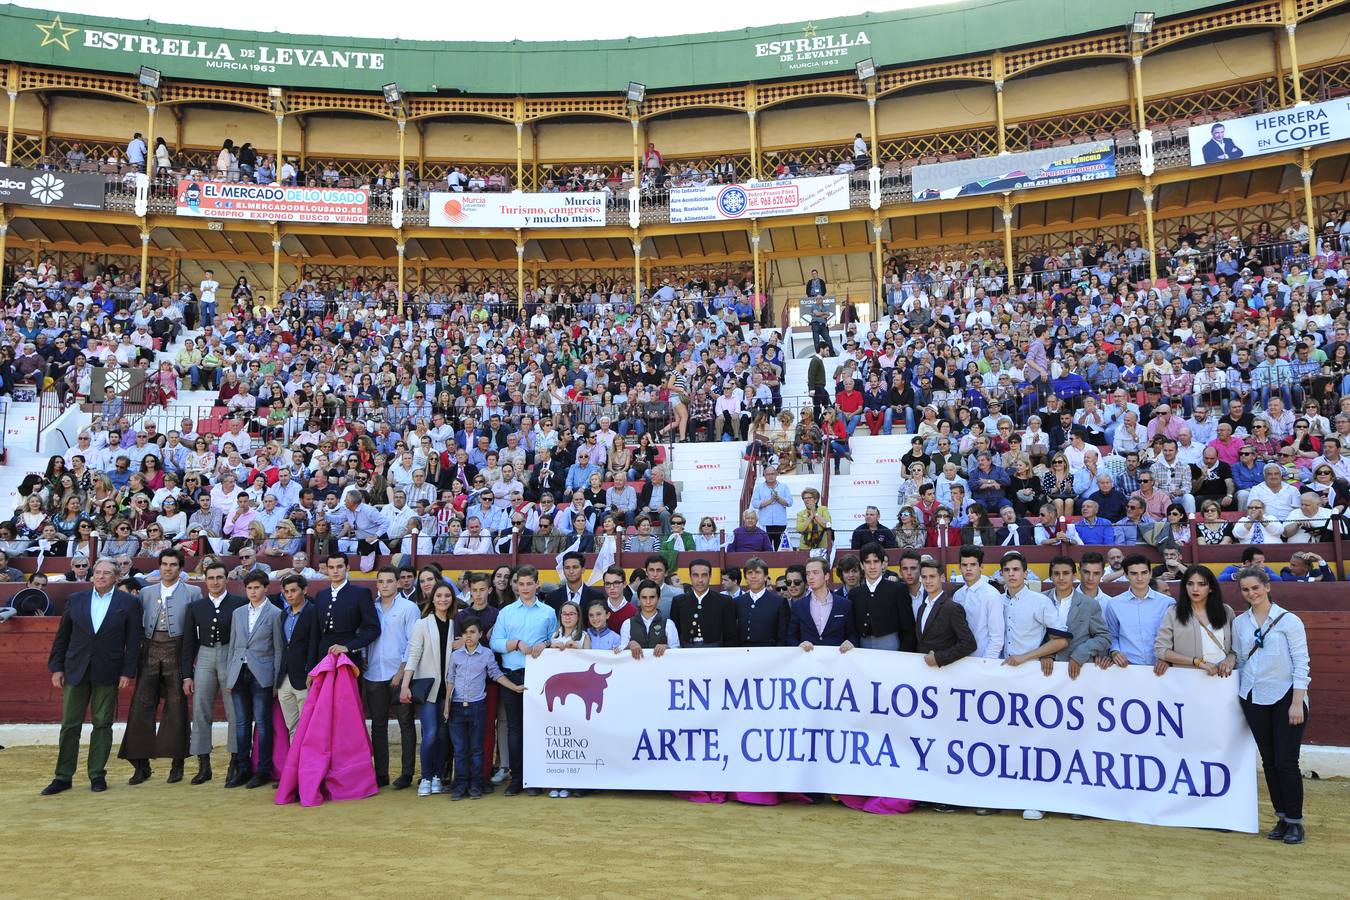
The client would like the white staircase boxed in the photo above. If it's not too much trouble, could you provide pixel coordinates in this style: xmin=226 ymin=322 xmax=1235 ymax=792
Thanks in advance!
xmin=828 ymin=433 xmax=910 ymax=531
xmin=668 ymin=440 xmax=748 ymax=535
xmin=1 ymin=398 xmax=46 ymax=515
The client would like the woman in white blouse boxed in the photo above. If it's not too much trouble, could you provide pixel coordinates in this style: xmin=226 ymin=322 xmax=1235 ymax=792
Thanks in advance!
xmin=1232 ymin=567 xmax=1311 ymax=844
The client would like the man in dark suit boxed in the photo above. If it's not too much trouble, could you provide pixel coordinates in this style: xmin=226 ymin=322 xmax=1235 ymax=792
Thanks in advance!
xmin=994 ymin=504 xmax=1035 ymax=547
xmin=442 ymin=448 xmax=478 ymax=494
xmin=670 ymin=558 xmax=740 ymax=648
xmin=275 ymin=573 xmax=321 ymax=739
xmin=915 ymin=558 xmax=977 ymax=666
xmin=1200 ymin=123 xmax=1243 ymax=163
xmin=805 ymin=269 xmax=833 ymax=354
xmin=527 ymin=451 xmax=565 ymax=502
xmin=181 ymin=558 xmax=246 ymax=785
xmin=734 ymin=558 xmax=789 ymax=646
xmin=636 ymin=468 xmax=679 ymax=534
xmin=788 ymin=557 xmax=857 ymax=649
xmin=547 ymin=551 xmax=603 ymax=613
xmin=44 ymin=558 xmax=141 ymax=794
xmin=850 ymin=543 xmax=917 ymax=651
xmin=313 ymin=551 xmax=380 ymax=666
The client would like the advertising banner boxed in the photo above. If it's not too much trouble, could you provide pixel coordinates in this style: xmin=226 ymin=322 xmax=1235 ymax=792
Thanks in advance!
xmin=0 ymin=166 xmax=106 ymax=210
xmin=1188 ymin=98 xmax=1350 ymax=166
xmin=524 ymin=647 xmax=1257 ymax=831
xmin=427 ymin=192 xmax=606 ymax=228
xmin=669 ymin=175 xmax=850 ymax=223
xmin=175 ymin=179 xmax=368 ymax=223
xmin=911 ymin=141 xmax=1116 ymax=201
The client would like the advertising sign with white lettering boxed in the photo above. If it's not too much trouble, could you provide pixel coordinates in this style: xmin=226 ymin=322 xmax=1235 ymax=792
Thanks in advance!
xmin=1187 ymin=98 xmax=1350 ymax=166
xmin=175 ymin=179 xmax=369 ymax=223
xmin=669 ymin=176 xmax=850 ymax=223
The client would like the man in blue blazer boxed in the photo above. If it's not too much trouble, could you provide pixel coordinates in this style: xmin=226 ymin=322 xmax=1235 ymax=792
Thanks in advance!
xmin=734 ymin=558 xmax=790 ymax=646
xmin=313 ymin=551 xmax=380 ymax=668
xmin=44 ymin=558 xmax=141 ymax=794
xmin=788 ymin=557 xmax=858 ymax=649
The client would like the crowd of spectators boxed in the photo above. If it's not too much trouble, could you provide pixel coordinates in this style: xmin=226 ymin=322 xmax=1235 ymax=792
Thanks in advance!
xmin=3 ymin=206 xmax=1350 ymax=575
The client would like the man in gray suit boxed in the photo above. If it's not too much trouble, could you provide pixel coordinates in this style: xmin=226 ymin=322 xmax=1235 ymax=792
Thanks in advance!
xmin=119 ymin=548 xmax=202 ymax=785
xmin=1042 ymin=556 xmax=1111 ymax=679
xmin=225 ymin=570 xmax=285 ymax=789
xmin=181 ymin=559 xmax=246 ymax=784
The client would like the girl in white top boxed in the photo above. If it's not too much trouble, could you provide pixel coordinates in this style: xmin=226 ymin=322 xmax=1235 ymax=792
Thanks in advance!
xmin=549 ymin=601 xmax=590 ymax=650
xmin=546 ymin=601 xmax=590 ymax=799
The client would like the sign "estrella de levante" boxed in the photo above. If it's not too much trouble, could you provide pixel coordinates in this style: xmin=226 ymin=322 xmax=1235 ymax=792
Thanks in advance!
xmin=80 ymin=28 xmax=386 ymax=75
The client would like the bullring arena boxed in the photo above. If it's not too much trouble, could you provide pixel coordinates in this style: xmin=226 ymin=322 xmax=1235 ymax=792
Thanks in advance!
xmin=2 ymin=0 xmax=1350 ymax=894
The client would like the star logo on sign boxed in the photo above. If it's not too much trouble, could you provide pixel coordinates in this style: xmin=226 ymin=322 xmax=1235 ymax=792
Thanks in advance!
xmin=35 ymin=15 xmax=79 ymax=52
xmin=803 ymin=22 xmax=818 ymax=39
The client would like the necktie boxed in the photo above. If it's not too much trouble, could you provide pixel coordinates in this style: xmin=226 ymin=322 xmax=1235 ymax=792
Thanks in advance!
xmin=916 ymin=597 xmax=929 ymax=633
xmin=156 ymin=583 xmax=171 ymax=632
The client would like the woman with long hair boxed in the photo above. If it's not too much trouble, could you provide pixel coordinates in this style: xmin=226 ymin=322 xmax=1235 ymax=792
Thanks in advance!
xmin=489 ymin=564 xmax=515 ymax=608
xmin=413 ymin=565 xmax=447 ymax=615
xmin=1154 ymin=565 xmax=1235 ymax=676
xmin=400 ymin=581 xmax=456 ymax=796
xmin=894 ymin=507 xmax=925 ymax=550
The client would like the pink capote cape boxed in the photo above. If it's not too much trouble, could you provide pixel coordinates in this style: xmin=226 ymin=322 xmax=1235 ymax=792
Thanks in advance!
xmin=674 ymin=791 xmax=814 ymax=806
xmin=275 ymin=653 xmax=378 ymax=807
xmin=836 ymin=794 xmax=916 ymax=815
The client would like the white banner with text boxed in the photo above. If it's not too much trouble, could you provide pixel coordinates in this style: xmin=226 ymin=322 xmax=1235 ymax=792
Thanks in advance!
xmin=524 ymin=647 xmax=1257 ymax=831
xmin=1188 ymin=98 xmax=1350 ymax=166
xmin=427 ymin=192 xmax=607 ymax=228
xmin=669 ymin=175 xmax=850 ymax=223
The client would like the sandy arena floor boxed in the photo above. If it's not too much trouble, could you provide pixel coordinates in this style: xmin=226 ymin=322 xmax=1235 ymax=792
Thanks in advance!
xmin=2 ymin=745 xmax=1347 ymax=898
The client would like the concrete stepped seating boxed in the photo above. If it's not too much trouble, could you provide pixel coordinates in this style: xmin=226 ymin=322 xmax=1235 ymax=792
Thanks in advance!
xmin=669 ymin=440 xmax=748 ymax=533
xmin=827 ymin=432 xmax=910 ymax=530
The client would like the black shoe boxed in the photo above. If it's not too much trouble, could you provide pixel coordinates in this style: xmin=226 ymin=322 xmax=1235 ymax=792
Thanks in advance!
xmin=191 ymin=755 xmax=212 ymax=785
xmin=90 ymin=777 xmax=107 ymax=793
xmin=245 ymin=771 xmax=271 ymax=789
xmin=1267 ymin=819 xmax=1289 ymax=841
xmin=526 ymin=787 xmax=543 ymax=797
xmin=503 ymin=784 xmax=523 ymax=797
xmin=128 ymin=762 xmax=152 ymax=785
xmin=40 ymin=779 xmax=71 ymax=796
xmin=930 ymin=804 xmax=957 ymax=813
xmin=480 ymin=782 xmax=494 ymax=794
xmin=1283 ymin=823 xmax=1305 ymax=844
xmin=449 ymin=788 xmax=467 ymax=800
xmin=375 ymin=775 xmax=390 ymax=788
xmin=224 ymin=756 xmax=249 ymax=789
xmin=225 ymin=755 xmax=238 ymax=785
xmin=166 ymin=760 xmax=184 ymax=784
xmin=469 ymin=785 xmax=483 ymax=800
xmin=392 ymin=774 xmax=413 ymax=790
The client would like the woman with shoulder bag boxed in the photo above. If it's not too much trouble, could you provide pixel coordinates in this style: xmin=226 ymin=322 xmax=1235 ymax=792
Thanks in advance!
xmin=400 ymin=583 xmax=455 ymax=797
xmin=1153 ymin=565 xmax=1236 ymax=677
xmin=1233 ymin=567 xmax=1312 ymax=844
